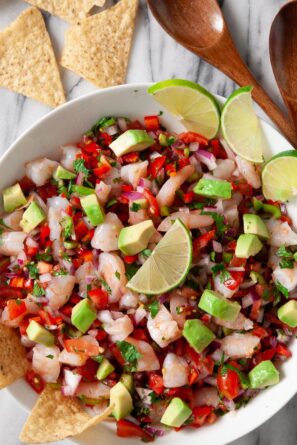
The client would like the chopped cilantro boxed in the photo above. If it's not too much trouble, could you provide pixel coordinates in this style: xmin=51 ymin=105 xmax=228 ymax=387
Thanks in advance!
xmin=15 ymin=298 xmax=22 ymax=305
xmin=125 ymin=263 xmax=139 ymax=281
xmin=188 ymin=202 xmax=204 ymax=210
xmin=53 ymin=269 xmax=68 ymax=276
xmin=100 ymin=279 xmax=112 ymax=294
xmin=211 ymin=263 xmax=225 ymax=275
xmin=27 ymin=262 xmax=39 ymax=279
xmin=149 ymin=391 xmax=164 ymax=404
xmin=275 ymin=280 xmax=289 ymax=298
xmin=221 ymin=363 xmax=249 ymax=389
xmin=36 ymin=248 xmax=53 ymax=262
xmin=62 ymin=252 xmax=71 ymax=262
xmin=276 ymin=245 xmax=293 ymax=258
xmin=33 ymin=282 xmax=45 ymax=297
xmin=220 ymin=269 xmax=231 ymax=283
xmin=112 ymin=177 xmax=122 ymax=184
xmin=92 ymin=354 xmax=104 ymax=363
xmin=46 ymin=354 xmax=54 ymax=359
xmin=279 ymin=259 xmax=294 ymax=269
xmin=141 ymin=248 xmax=152 ymax=258
xmin=130 ymin=202 xmax=141 ymax=212
xmin=116 ymin=340 xmax=141 ymax=372
xmin=84 ymin=117 xmax=115 ymax=137
xmin=201 ymin=211 xmax=226 ymax=235
xmin=107 ymin=198 xmax=117 ymax=208
xmin=148 ymin=300 xmax=159 ymax=318
xmin=210 ymin=251 xmax=216 ymax=262
xmin=115 ymin=271 xmax=121 ymax=280
xmin=73 ymin=158 xmax=90 ymax=177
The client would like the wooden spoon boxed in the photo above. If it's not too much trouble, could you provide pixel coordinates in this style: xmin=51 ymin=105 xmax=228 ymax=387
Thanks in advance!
xmin=147 ymin=0 xmax=297 ymax=146
xmin=270 ymin=1 xmax=297 ymax=139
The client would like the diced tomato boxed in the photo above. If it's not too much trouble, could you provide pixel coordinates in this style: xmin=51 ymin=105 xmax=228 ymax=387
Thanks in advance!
xmin=0 ymin=286 xmax=23 ymax=300
xmin=233 ymin=181 xmax=253 ymax=197
xmin=148 ymin=156 xmax=166 ymax=179
xmin=280 ymin=215 xmax=292 ymax=224
xmin=193 ymin=230 xmax=215 ymax=255
xmin=96 ymin=329 xmax=107 ymax=341
xmin=178 ymin=131 xmax=208 ymax=146
xmin=81 ymin=229 xmax=95 ymax=244
xmin=19 ymin=318 xmax=30 ymax=335
xmin=189 ymin=367 xmax=199 ymax=385
xmin=9 ymin=277 xmax=25 ymax=288
xmin=223 ymin=271 xmax=244 ymax=290
xmin=191 ymin=406 xmax=213 ymax=427
xmin=127 ymin=120 xmax=144 ymax=130
xmin=210 ymin=139 xmax=227 ymax=159
xmin=64 ymin=338 xmax=100 ymax=357
xmin=148 ymin=373 xmax=164 ymax=395
xmin=185 ymin=344 xmax=201 ymax=367
xmin=123 ymin=255 xmax=137 ymax=264
xmin=75 ymin=220 xmax=89 ymax=240
xmin=122 ymin=152 xmax=140 ymax=164
xmin=26 ymin=370 xmax=45 ymax=394
xmin=252 ymin=325 xmax=269 ymax=338
xmin=144 ymin=115 xmax=160 ymax=131
xmin=110 ymin=343 xmax=125 ymax=366
xmin=25 ymin=245 xmax=38 ymax=257
xmin=70 ymin=196 xmax=81 ymax=209
xmin=72 ymin=257 xmax=83 ymax=270
xmin=133 ymin=328 xmax=149 ymax=342
xmin=77 ymin=359 xmax=99 ymax=381
xmin=117 ymin=419 xmax=154 ymax=442
xmin=79 ymin=250 xmax=93 ymax=262
xmin=0 ymin=257 xmax=10 ymax=274
xmin=276 ymin=343 xmax=292 ymax=358
xmin=39 ymin=309 xmax=62 ymax=326
xmin=121 ymin=184 xmax=133 ymax=192
xmin=167 ymin=387 xmax=193 ymax=404
xmin=250 ymin=299 xmax=262 ymax=321
xmin=93 ymin=163 xmax=111 ymax=178
xmin=165 ymin=163 xmax=176 ymax=176
xmin=18 ymin=176 xmax=35 ymax=193
xmin=88 ymin=288 xmax=109 ymax=310
xmin=82 ymin=141 xmax=100 ymax=155
xmin=178 ymin=157 xmax=190 ymax=168
xmin=143 ymin=189 xmax=160 ymax=217
xmin=39 ymin=224 xmax=50 ymax=247
xmin=226 ymin=240 xmax=237 ymax=252
xmin=229 ymin=257 xmax=246 ymax=268
xmin=254 ymin=347 xmax=276 ymax=365
xmin=7 ymin=299 xmax=26 ymax=320
xmin=183 ymin=191 xmax=195 ymax=204
xmin=217 ymin=365 xmax=240 ymax=400
xmin=37 ymin=184 xmax=57 ymax=201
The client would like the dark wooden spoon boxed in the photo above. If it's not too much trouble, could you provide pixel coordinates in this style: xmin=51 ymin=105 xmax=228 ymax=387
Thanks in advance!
xmin=270 ymin=1 xmax=297 ymax=139
xmin=147 ymin=0 xmax=297 ymax=146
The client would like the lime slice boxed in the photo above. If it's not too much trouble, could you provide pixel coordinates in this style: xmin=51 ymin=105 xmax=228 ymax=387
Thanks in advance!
xmin=262 ymin=150 xmax=297 ymax=201
xmin=127 ymin=219 xmax=192 ymax=295
xmin=221 ymin=86 xmax=265 ymax=164
xmin=148 ymin=79 xmax=220 ymax=139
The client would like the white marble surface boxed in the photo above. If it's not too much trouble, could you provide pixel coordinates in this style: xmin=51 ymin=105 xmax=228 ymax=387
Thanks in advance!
xmin=0 ymin=0 xmax=296 ymax=444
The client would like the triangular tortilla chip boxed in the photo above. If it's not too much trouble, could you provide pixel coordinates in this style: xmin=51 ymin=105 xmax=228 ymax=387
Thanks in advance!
xmin=19 ymin=385 xmax=114 ymax=444
xmin=0 ymin=324 xmax=28 ymax=389
xmin=0 ymin=8 xmax=65 ymax=108
xmin=61 ymin=0 xmax=138 ymax=88
xmin=26 ymin=1 xmax=106 ymax=24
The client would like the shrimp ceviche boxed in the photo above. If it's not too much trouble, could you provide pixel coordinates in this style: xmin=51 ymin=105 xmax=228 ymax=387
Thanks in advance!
xmin=1 ymin=90 xmax=297 ymax=443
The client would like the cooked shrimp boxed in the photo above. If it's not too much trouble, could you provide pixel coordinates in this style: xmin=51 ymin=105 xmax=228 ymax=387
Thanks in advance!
xmin=76 ymin=382 xmax=110 ymax=399
xmin=194 ymin=387 xmax=220 ymax=408
xmin=125 ymin=337 xmax=160 ymax=371
xmin=162 ymin=353 xmax=189 ymax=388
xmin=0 ymin=232 xmax=26 ymax=256
xmin=147 ymin=304 xmax=181 ymax=348
xmin=156 ymin=165 xmax=195 ymax=208
xmin=25 ymin=158 xmax=58 ymax=187
xmin=158 ymin=210 xmax=213 ymax=232
xmin=121 ymin=161 xmax=148 ymax=187
xmin=268 ymin=247 xmax=280 ymax=269
xmin=214 ymin=274 xmax=238 ymax=298
xmin=266 ymin=219 xmax=297 ymax=247
xmin=222 ymin=198 xmax=239 ymax=228
xmin=95 ymin=181 xmax=112 ymax=206
xmin=47 ymin=197 xmax=70 ymax=260
xmin=128 ymin=207 xmax=149 ymax=225
xmin=104 ymin=167 xmax=122 ymax=198
xmin=235 ymin=156 xmax=261 ymax=189
xmin=213 ymin=159 xmax=236 ymax=180
xmin=98 ymin=253 xmax=127 ymax=303
xmin=91 ymin=213 xmax=123 ymax=252
xmin=169 ymin=290 xmax=188 ymax=328
xmin=120 ymin=289 xmax=139 ymax=309
xmin=60 ymin=146 xmax=80 ymax=171
xmin=2 ymin=210 xmax=23 ymax=230
xmin=59 ymin=349 xmax=87 ymax=367
xmin=32 ymin=344 xmax=60 ymax=382
xmin=46 ymin=275 xmax=76 ymax=309
xmin=75 ymin=261 xmax=96 ymax=297
xmin=273 ymin=266 xmax=297 ymax=292
xmin=214 ymin=312 xmax=253 ymax=331
xmin=98 ymin=310 xmax=133 ymax=342
xmin=220 ymin=333 xmax=260 ymax=358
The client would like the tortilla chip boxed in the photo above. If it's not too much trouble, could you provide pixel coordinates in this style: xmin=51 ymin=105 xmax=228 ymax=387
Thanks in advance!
xmin=26 ymin=1 xmax=106 ymax=24
xmin=0 ymin=324 xmax=28 ymax=389
xmin=0 ymin=8 xmax=65 ymax=108
xmin=61 ymin=0 xmax=138 ymax=88
xmin=19 ymin=385 xmax=114 ymax=444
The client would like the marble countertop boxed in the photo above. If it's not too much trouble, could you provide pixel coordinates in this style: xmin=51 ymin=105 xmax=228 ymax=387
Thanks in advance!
xmin=0 ymin=0 xmax=296 ymax=444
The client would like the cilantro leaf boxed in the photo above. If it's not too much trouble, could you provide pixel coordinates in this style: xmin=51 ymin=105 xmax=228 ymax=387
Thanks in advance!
xmin=100 ymin=279 xmax=112 ymax=294
xmin=116 ymin=340 xmax=141 ymax=372
xmin=27 ymin=262 xmax=39 ymax=279
xmin=275 ymin=280 xmax=289 ymax=298
xmin=53 ymin=269 xmax=68 ymax=276
xmin=202 ymin=211 xmax=226 ymax=235
xmin=276 ymin=245 xmax=293 ymax=258
xmin=115 ymin=271 xmax=121 ymax=280
xmin=279 ymin=259 xmax=294 ymax=269
xmin=130 ymin=202 xmax=141 ymax=212
xmin=36 ymin=248 xmax=53 ymax=262
xmin=220 ymin=269 xmax=231 ymax=283
xmin=33 ymin=282 xmax=45 ymax=297
xmin=148 ymin=300 xmax=159 ymax=318
xmin=211 ymin=263 xmax=225 ymax=275
xmin=125 ymin=263 xmax=139 ymax=281
xmin=141 ymin=249 xmax=152 ymax=258
xmin=73 ymin=158 xmax=90 ymax=177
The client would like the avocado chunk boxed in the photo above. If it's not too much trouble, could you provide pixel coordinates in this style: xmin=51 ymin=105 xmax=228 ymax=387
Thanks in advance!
xmin=109 ymin=130 xmax=154 ymax=157
xmin=110 ymin=381 xmax=133 ymax=420
xmin=120 ymin=373 xmax=134 ymax=393
xmin=71 ymin=299 xmax=97 ymax=333
xmin=118 ymin=220 xmax=155 ymax=255
xmin=243 ymin=214 xmax=269 ymax=240
xmin=20 ymin=202 xmax=46 ymax=233
xmin=194 ymin=178 xmax=232 ymax=199
xmin=64 ymin=240 xmax=78 ymax=249
xmin=278 ymin=300 xmax=297 ymax=327
xmin=26 ymin=320 xmax=55 ymax=346
xmin=53 ymin=165 xmax=76 ymax=180
xmin=3 ymin=183 xmax=27 ymax=213
xmin=96 ymin=358 xmax=115 ymax=380
xmin=235 ymin=234 xmax=263 ymax=258
xmin=161 ymin=397 xmax=192 ymax=428
xmin=61 ymin=215 xmax=73 ymax=239
xmin=183 ymin=319 xmax=215 ymax=353
xmin=80 ymin=194 xmax=105 ymax=226
xmin=71 ymin=184 xmax=95 ymax=196
xmin=198 ymin=289 xmax=241 ymax=321
xmin=248 ymin=360 xmax=279 ymax=389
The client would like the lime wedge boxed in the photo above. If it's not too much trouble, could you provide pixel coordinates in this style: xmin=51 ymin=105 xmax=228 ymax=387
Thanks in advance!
xmin=221 ymin=86 xmax=265 ymax=164
xmin=148 ymin=79 xmax=220 ymax=139
xmin=262 ymin=150 xmax=297 ymax=201
xmin=127 ymin=219 xmax=192 ymax=295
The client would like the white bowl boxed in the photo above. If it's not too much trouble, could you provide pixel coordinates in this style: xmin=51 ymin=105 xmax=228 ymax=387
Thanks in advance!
xmin=3 ymin=84 xmax=296 ymax=445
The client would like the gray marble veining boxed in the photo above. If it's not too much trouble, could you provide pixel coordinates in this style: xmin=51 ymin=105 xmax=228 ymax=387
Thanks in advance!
xmin=0 ymin=1 xmax=296 ymax=445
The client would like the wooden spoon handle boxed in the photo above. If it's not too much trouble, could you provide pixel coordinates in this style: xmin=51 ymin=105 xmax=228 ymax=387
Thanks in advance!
xmin=279 ymin=91 xmax=297 ymax=140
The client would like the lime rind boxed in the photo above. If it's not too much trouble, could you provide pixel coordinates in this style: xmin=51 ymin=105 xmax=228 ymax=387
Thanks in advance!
xmin=127 ymin=218 xmax=192 ymax=295
xmin=262 ymin=151 xmax=297 ymax=201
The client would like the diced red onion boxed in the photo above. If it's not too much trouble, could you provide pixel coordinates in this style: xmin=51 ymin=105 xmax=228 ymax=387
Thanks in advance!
xmin=223 ymin=398 xmax=236 ymax=411
xmin=256 ymin=308 xmax=264 ymax=323
xmin=39 ymin=273 xmax=52 ymax=283
xmin=105 ymin=125 xmax=118 ymax=136
xmin=240 ymin=280 xmax=256 ymax=289
xmin=196 ymin=150 xmax=217 ymax=170
xmin=144 ymin=426 xmax=165 ymax=438
xmin=148 ymin=131 xmax=157 ymax=139
xmin=159 ymin=294 xmax=169 ymax=304
xmin=5 ymin=271 xmax=22 ymax=278
xmin=21 ymin=335 xmax=35 ymax=348
xmin=75 ymin=171 xmax=84 ymax=185
xmin=189 ymin=155 xmax=202 ymax=172
xmin=178 ymin=207 xmax=190 ymax=213
xmin=245 ymin=388 xmax=260 ymax=398
xmin=138 ymin=177 xmax=151 ymax=189
xmin=122 ymin=191 xmax=143 ymax=201
xmin=212 ymin=240 xmax=222 ymax=253
xmin=268 ymin=336 xmax=278 ymax=348
xmin=88 ymin=329 xmax=98 ymax=338
xmin=203 ymin=376 xmax=217 ymax=386
xmin=189 ymin=142 xmax=199 ymax=152
xmin=150 ymin=151 xmax=162 ymax=160
xmin=172 ymin=140 xmax=185 ymax=149
xmin=117 ymin=118 xmax=127 ymax=132
xmin=211 ymin=348 xmax=225 ymax=363
xmin=26 ymin=237 xmax=38 ymax=248
xmin=220 ymin=138 xmax=235 ymax=160
xmin=85 ymin=275 xmax=95 ymax=285
xmin=151 ymin=180 xmax=159 ymax=196
xmin=242 ymin=291 xmax=260 ymax=308
xmin=17 ymin=258 xmax=24 ymax=266
xmin=61 ymin=259 xmax=75 ymax=274
xmin=29 ymin=295 xmax=48 ymax=303
xmin=197 ymin=254 xmax=211 ymax=267
xmin=62 ymin=369 xmax=82 ymax=397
